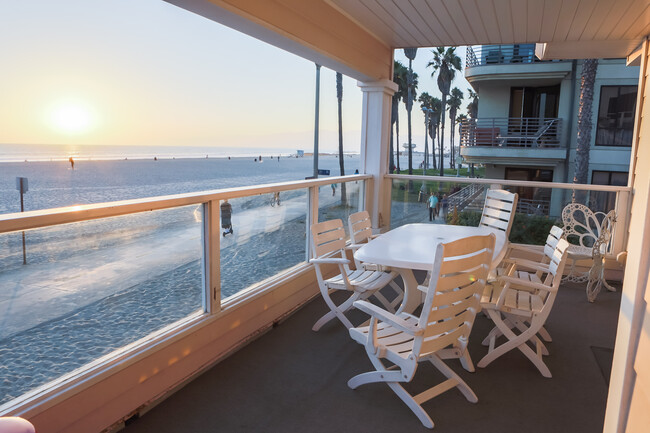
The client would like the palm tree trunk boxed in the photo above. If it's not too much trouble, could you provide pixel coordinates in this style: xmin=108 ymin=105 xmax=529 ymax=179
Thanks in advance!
xmin=450 ymin=118 xmax=455 ymax=168
xmin=337 ymin=73 xmax=346 ymax=205
xmin=396 ymin=115 xmax=401 ymax=172
xmin=573 ymin=59 xmax=598 ymax=204
xmin=439 ymin=93 xmax=447 ymax=176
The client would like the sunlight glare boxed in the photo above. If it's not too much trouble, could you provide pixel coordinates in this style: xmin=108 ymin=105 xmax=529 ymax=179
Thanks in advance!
xmin=48 ymin=100 xmax=96 ymax=135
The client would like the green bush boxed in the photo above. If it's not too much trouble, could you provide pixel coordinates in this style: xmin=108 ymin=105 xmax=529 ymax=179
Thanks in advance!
xmin=448 ymin=210 xmax=560 ymax=245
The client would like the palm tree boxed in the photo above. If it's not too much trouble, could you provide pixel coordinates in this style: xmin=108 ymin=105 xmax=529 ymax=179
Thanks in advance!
xmin=466 ymin=89 xmax=479 ymax=119
xmin=447 ymin=87 xmax=464 ymax=167
xmin=574 ymin=59 xmax=598 ymax=204
xmin=427 ymin=47 xmax=462 ymax=176
xmin=336 ymin=72 xmax=346 ymax=205
xmin=429 ymin=96 xmax=442 ymax=171
xmin=466 ymin=89 xmax=479 ymax=177
xmin=392 ymin=61 xmax=408 ymax=173
xmin=404 ymin=48 xmax=418 ymax=176
xmin=456 ymin=113 xmax=468 ymax=148
xmin=418 ymin=92 xmax=433 ymax=171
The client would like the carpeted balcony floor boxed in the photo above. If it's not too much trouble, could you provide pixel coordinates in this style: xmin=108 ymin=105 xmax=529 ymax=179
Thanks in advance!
xmin=123 ymin=280 xmax=621 ymax=433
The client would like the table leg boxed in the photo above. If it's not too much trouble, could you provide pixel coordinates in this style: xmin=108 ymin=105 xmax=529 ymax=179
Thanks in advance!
xmin=395 ymin=268 xmax=422 ymax=315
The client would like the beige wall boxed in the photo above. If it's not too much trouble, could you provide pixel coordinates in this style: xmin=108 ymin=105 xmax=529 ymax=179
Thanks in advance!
xmin=605 ymin=38 xmax=650 ymax=433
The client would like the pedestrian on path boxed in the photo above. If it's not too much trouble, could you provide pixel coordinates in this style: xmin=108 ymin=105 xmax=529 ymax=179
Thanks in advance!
xmin=427 ymin=192 xmax=438 ymax=221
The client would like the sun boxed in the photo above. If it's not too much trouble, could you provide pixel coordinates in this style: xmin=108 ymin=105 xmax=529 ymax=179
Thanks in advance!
xmin=48 ymin=100 xmax=96 ymax=135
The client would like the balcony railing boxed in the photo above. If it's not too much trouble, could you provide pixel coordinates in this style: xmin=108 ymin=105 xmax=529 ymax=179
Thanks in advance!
xmin=459 ymin=117 xmax=563 ymax=148
xmin=466 ymin=44 xmax=538 ymax=67
xmin=0 ymin=174 xmax=369 ymax=411
xmin=387 ymin=174 xmax=630 ymax=257
xmin=0 ymin=172 xmax=631 ymax=430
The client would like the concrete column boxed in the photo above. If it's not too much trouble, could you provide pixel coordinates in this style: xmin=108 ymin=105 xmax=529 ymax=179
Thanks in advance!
xmin=358 ymin=79 xmax=398 ymax=232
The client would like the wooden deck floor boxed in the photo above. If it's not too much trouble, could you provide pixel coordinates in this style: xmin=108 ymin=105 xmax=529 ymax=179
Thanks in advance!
xmin=123 ymin=280 xmax=621 ymax=433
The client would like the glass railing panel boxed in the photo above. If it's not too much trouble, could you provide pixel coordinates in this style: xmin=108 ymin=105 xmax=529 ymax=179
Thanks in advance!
xmin=390 ymin=178 xmax=466 ymax=229
xmin=390 ymin=178 xmax=622 ymax=249
xmin=317 ymin=179 xmax=365 ymax=239
xmin=0 ymin=205 xmax=204 ymax=405
xmin=220 ymin=188 xmax=309 ymax=299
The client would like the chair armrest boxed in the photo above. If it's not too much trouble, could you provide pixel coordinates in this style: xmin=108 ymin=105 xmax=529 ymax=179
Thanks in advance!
xmin=503 ymin=258 xmax=550 ymax=273
xmin=353 ymin=301 xmax=422 ymax=335
xmin=310 ymin=257 xmax=350 ymax=265
xmin=344 ymin=244 xmax=363 ymax=252
xmin=499 ymin=275 xmax=557 ymax=293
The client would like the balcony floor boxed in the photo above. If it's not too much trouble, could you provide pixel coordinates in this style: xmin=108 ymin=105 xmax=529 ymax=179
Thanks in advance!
xmin=123 ymin=279 xmax=621 ymax=433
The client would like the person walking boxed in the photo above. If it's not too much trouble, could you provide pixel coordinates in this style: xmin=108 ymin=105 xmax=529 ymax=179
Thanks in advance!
xmin=427 ymin=192 xmax=438 ymax=221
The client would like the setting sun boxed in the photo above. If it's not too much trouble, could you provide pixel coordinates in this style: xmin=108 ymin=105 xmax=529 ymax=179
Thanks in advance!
xmin=48 ymin=100 xmax=96 ymax=135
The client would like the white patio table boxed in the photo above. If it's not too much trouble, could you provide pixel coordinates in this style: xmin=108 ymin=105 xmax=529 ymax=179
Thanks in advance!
xmin=354 ymin=223 xmax=507 ymax=314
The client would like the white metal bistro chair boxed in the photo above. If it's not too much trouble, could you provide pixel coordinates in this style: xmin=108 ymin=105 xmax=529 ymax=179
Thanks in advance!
xmin=561 ymin=203 xmax=617 ymax=302
xmin=478 ymin=237 xmax=570 ymax=378
xmin=479 ymin=189 xmax=518 ymax=239
xmin=348 ymin=211 xmax=403 ymax=312
xmin=310 ymin=219 xmax=399 ymax=331
xmin=348 ymin=234 xmax=495 ymax=429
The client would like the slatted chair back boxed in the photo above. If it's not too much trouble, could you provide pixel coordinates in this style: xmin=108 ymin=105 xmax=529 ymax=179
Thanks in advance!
xmin=536 ymin=238 xmax=570 ymax=307
xmin=414 ymin=234 xmax=495 ymax=358
xmin=348 ymin=210 xmax=373 ymax=245
xmin=311 ymin=219 xmax=346 ymax=259
xmin=479 ymin=189 xmax=518 ymax=239
xmin=543 ymin=225 xmax=564 ymax=258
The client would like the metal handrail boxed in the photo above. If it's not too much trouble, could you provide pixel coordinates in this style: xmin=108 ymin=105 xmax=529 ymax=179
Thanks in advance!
xmin=466 ymin=44 xmax=539 ymax=67
xmin=459 ymin=117 xmax=563 ymax=148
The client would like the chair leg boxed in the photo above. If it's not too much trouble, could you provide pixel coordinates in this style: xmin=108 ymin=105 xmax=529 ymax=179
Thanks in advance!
xmin=511 ymin=318 xmax=549 ymax=356
xmin=312 ymin=290 xmax=358 ymax=331
xmin=429 ymin=355 xmax=478 ymax=403
xmin=538 ymin=326 xmax=552 ymax=342
xmin=387 ymin=382 xmax=435 ymax=429
xmin=478 ymin=310 xmax=552 ymax=378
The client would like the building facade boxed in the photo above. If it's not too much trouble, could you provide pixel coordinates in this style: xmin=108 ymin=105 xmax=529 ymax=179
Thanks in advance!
xmin=461 ymin=44 xmax=639 ymax=214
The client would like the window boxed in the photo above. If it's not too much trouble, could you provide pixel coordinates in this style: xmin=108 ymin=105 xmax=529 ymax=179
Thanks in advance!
xmin=591 ymin=170 xmax=628 ymax=212
xmin=596 ymin=86 xmax=637 ymax=147
xmin=505 ymin=167 xmax=553 ymax=215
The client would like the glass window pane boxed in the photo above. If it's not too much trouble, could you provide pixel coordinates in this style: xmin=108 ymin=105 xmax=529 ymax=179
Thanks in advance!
xmin=0 ymin=206 xmax=205 ymax=405
xmin=220 ymin=189 xmax=308 ymax=300
xmin=596 ymin=85 xmax=637 ymax=146
xmin=318 ymin=180 xmax=364 ymax=239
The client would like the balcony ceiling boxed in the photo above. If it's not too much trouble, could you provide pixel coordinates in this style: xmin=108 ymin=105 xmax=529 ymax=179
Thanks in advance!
xmin=167 ymin=0 xmax=649 ymax=81
xmin=329 ymin=0 xmax=648 ymax=54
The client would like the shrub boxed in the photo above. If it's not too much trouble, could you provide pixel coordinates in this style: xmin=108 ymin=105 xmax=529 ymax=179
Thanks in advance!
xmin=448 ymin=210 xmax=560 ymax=245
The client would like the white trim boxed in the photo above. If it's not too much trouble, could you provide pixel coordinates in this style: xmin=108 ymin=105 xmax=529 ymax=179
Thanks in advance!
xmin=386 ymin=174 xmax=631 ymax=193
xmin=0 ymin=174 xmax=371 ymax=233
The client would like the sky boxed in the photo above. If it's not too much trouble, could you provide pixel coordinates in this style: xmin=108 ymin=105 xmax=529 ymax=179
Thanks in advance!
xmin=0 ymin=0 xmax=472 ymax=155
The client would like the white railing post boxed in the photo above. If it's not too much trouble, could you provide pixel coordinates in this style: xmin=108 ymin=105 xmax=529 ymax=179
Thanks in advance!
xmin=306 ymin=185 xmax=319 ymax=261
xmin=613 ymin=189 xmax=631 ymax=255
xmin=203 ymin=200 xmax=221 ymax=314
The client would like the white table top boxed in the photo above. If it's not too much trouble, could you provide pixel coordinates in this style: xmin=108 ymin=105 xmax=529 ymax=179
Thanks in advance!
xmin=355 ymin=223 xmax=507 ymax=271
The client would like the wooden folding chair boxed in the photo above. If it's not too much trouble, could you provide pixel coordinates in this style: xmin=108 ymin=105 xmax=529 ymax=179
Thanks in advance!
xmin=478 ymin=238 xmax=570 ymax=377
xmin=347 ymin=211 xmax=403 ymax=312
xmin=348 ymin=234 xmax=495 ymax=428
xmin=310 ymin=219 xmax=399 ymax=331
xmin=479 ymin=189 xmax=518 ymax=239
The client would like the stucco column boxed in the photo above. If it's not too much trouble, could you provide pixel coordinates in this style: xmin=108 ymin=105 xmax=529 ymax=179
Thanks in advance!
xmin=358 ymin=79 xmax=398 ymax=232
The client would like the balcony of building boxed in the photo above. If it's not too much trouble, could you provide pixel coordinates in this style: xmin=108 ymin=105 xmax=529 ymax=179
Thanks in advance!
xmin=465 ymin=45 xmax=573 ymax=87
xmin=0 ymin=174 xmax=631 ymax=432
xmin=459 ymin=117 xmax=568 ymax=166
